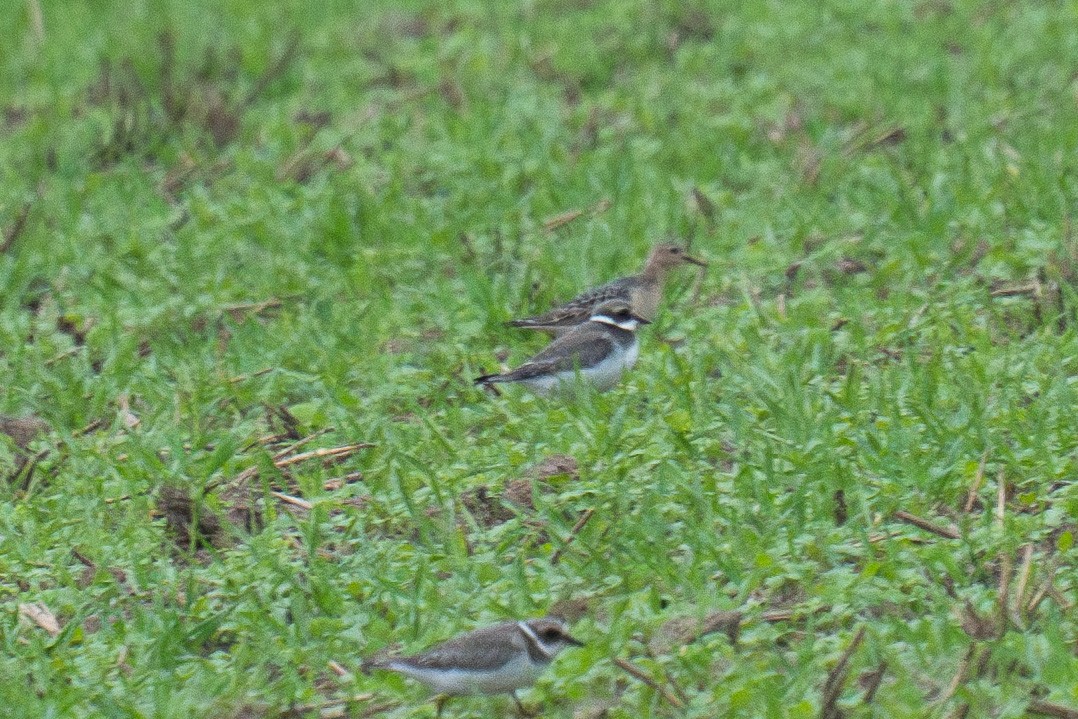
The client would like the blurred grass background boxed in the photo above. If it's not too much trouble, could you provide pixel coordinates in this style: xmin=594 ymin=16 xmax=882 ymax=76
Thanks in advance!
xmin=1 ymin=0 xmax=1077 ymax=717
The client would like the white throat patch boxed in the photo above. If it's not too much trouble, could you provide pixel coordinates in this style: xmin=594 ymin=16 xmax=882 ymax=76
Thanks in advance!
xmin=591 ymin=315 xmax=640 ymax=331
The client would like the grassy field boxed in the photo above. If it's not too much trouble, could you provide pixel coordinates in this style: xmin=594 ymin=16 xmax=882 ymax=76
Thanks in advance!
xmin=2 ymin=0 xmax=1077 ymax=717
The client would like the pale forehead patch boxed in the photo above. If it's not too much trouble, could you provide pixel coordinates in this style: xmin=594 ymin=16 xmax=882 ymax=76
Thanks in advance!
xmin=517 ymin=621 xmax=554 ymax=658
xmin=530 ymin=617 xmax=566 ymax=632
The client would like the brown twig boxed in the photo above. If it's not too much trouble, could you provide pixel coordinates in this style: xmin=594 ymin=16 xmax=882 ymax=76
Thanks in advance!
xmin=71 ymin=549 xmax=95 ymax=568
xmin=1047 ymin=586 xmax=1074 ymax=612
xmin=860 ymin=662 xmax=887 ymax=704
xmin=693 ymin=611 xmax=742 ymax=644
xmin=274 ymin=444 xmax=373 ymax=468
xmin=868 ymin=531 xmax=931 ymax=545
xmin=995 ymin=469 xmax=1007 ymax=525
xmin=243 ymin=31 xmax=301 ymax=108
xmin=1012 ymin=543 xmax=1034 ymax=624
xmin=958 ymin=600 xmax=998 ymax=641
xmin=19 ymin=602 xmax=61 ymax=636
xmin=990 ymin=283 xmax=1039 ymax=298
xmin=222 ymin=299 xmax=282 ymax=322
xmin=350 ymin=86 xmax=439 ymax=128
xmin=939 ymin=644 xmax=976 ymax=704
xmin=271 ymin=491 xmax=313 ymax=511
xmin=688 ymin=262 xmax=708 ymax=306
xmin=247 ymin=432 xmax=292 ymax=450
xmin=1026 ymin=552 xmax=1060 ymax=614
xmin=995 ymin=470 xmax=1011 ymax=625
xmin=893 ymin=510 xmax=961 ymax=539
xmin=613 ymin=657 xmax=685 ymax=709
xmin=950 ymin=703 xmax=971 ymax=719
xmin=74 ymin=419 xmax=105 ymax=437
xmin=963 ymin=453 xmax=988 ymax=512
xmin=26 ymin=0 xmax=44 ymax=44
xmin=272 ymin=427 xmax=335 ymax=461
xmin=540 ymin=198 xmax=611 ymax=234
xmin=275 ymin=144 xmax=352 ymax=183
xmin=324 ymin=471 xmax=363 ymax=491
xmin=1028 ymin=700 xmax=1078 ymax=719
xmin=1027 ymin=583 xmax=1050 ymax=614
xmin=589 ymin=198 xmax=612 ymax=217
xmin=659 ymin=664 xmax=691 ymax=707
xmin=820 ymin=626 xmax=867 ymax=719
xmin=542 ymin=209 xmax=583 ymax=233
xmin=327 ymin=660 xmax=350 ymax=677
xmin=118 ymin=394 xmax=140 ymax=429
xmin=222 ymin=466 xmax=259 ymax=492
xmin=279 ymin=694 xmax=391 ymax=719
xmin=1 ymin=199 xmax=33 ymax=254
xmin=689 ymin=186 xmax=716 ymax=224
xmin=998 ymin=548 xmax=1012 ymax=624
xmin=229 ymin=367 xmax=274 ymax=383
xmin=551 ymin=508 xmax=594 ymax=565
xmin=43 ymin=346 xmax=83 ymax=366
xmin=206 ymin=439 xmax=369 ymax=494
xmin=947 ymin=646 xmax=991 ymax=718
xmin=844 ymin=125 xmax=907 ymax=154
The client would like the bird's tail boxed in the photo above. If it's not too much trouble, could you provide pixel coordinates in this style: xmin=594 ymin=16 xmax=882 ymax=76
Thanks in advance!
xmin=507 ymin=317 xmax=569 ymax=333
xmin=474 ymin=374 xmax=505 ymax=396
xmin=505 ymin=317 xmax=575 ymax=336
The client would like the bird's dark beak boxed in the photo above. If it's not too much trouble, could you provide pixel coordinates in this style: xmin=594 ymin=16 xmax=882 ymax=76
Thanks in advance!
xmin=564 ymin=634 xmax=585 ymax=647
xmin=684 ymin=253 xmax=708 ymax=267
xmin=632 ymin=313 xmax=651 ymax=325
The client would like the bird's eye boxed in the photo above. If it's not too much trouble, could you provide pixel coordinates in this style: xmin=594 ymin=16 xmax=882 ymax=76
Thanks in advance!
xmin=542 ymin=629 xmax=560 ymax=641
xmin=670 ymin=247 xmax=681 ymax=254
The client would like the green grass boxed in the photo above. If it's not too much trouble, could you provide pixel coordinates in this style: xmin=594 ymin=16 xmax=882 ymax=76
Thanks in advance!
xmin=2 ymin=0 xmax=1077 ymax=717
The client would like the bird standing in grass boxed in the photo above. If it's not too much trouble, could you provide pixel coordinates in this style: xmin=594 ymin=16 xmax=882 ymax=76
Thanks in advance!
xmin=476 ymin=299 xmax=649 ymax=395
xmin=363 ymin=617 xmax=584 ymax=717
xmin=507 ymin=243 xmax=707 ymax=334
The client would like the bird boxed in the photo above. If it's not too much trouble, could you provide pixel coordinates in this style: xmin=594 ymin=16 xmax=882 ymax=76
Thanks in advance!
xmin=507 ymin=242 xmax=707 ymax=334
xmin=362 ymin=617 xmax=584 ymax=717
xmin=476 ymin=299 xmax=649 ymax=395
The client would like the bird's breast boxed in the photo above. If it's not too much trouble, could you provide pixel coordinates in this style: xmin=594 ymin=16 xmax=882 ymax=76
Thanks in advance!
xmin=581 ymin=340 xmax=636 ymax=391
xmin=630 ymin=283 xmax=661 ymax=320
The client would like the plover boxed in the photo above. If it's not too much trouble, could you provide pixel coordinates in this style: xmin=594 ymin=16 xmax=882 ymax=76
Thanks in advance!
xmin=476 ymin=299 xmax=648 ymax=395
xmin=363 ymin=617 xmax=584 ymax=717
xmin=508 ymin=243 xmax=706 ymax=333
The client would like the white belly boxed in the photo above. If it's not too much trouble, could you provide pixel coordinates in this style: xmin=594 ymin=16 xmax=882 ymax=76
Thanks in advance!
xmin=389 ymin=654 xmax=545 ymax=695
xmin=522 ymin=339 xmax=638 ymax=395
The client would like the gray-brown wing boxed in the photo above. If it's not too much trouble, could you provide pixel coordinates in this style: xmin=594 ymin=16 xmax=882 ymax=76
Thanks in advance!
xmin=500 ymin=327 xmax=616 ymax=382
xmin=544 ymin=276 xmax=638 ymax=315
xmin=399 ymin=623 xmax=520 ymax=672
xmin=508 ymin=276 xmax=639 ymax=330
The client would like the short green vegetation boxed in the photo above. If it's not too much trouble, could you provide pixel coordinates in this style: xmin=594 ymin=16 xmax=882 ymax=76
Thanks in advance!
xmin=1 ymin=0 xmax=1076 ymax=717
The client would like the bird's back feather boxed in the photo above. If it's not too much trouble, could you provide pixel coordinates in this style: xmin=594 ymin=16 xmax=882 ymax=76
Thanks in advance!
xmin=383 ymin=622 xmax=537 ymax=673
xmin=508 ymin=276 xmax=642 ymax=331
